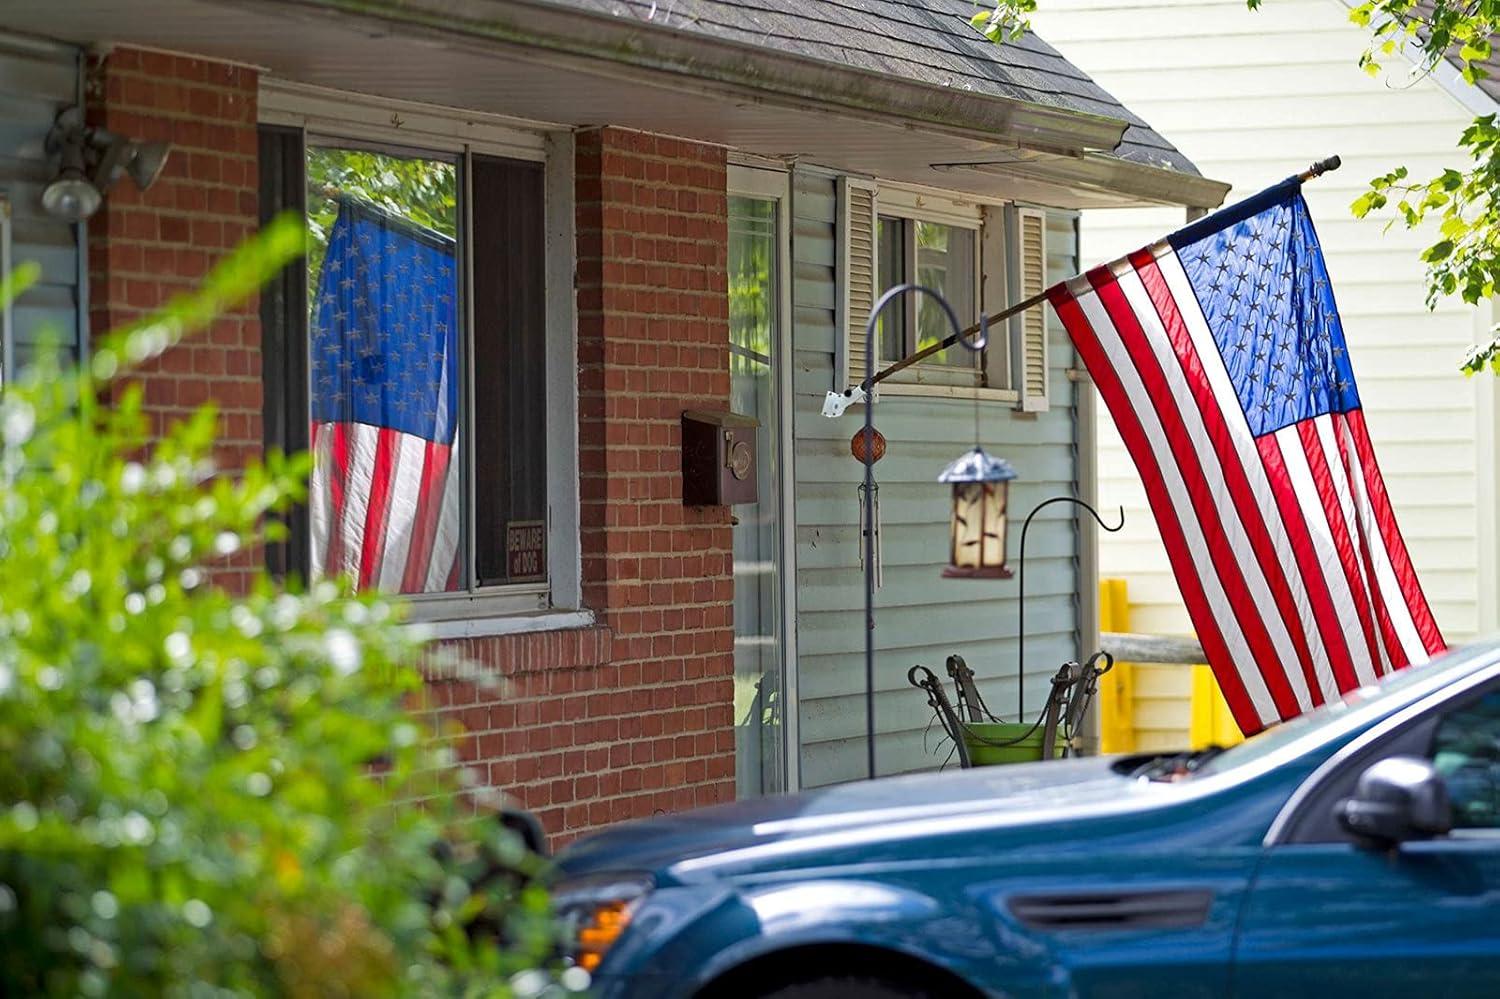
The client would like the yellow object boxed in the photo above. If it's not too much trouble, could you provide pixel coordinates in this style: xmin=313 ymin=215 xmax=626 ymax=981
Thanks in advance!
xmin=1097 ymin=578 xmax=1135 ymax=753
xmin=1097 ymin=578 xmax=1242 ymax=754
xmin=1188 ymin=664 xmax=1243 ymax=750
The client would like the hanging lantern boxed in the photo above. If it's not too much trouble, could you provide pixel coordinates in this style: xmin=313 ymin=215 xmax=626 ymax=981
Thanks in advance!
xmin=938 ymin=447 xmax=1017 ymax=579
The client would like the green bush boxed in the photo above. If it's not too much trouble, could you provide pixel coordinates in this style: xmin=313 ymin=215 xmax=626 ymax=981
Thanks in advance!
xmin=0 ymin=218 xmax=570 ymax=997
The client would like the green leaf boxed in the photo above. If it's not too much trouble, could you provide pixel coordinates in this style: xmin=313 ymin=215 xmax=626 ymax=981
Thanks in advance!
xmin=1423 ymin=239 xmax=1455 ymax=262
xmin=1441 ymin=215 xmax=1469 ymax=238
xmin=0 ymin=259 xmax=39 ymax=308
xmin=1461 ymin=38 xmax=1492 ymax=62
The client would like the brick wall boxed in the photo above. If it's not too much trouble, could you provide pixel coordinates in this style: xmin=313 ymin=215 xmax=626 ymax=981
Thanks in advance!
xmin=431 ymin=128 xmax=736 ymax=846
xmin=86 ymin=47 xmax=261 ymax=591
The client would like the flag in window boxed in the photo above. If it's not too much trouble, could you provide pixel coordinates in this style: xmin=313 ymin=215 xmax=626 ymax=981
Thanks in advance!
xmin=308 ymin=197 xmax=461 ymax=593
xmin=1048 ymin=177 xmax=1445 ymax=734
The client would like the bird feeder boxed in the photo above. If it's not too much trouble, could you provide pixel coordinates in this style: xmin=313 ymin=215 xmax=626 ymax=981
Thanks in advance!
xmin=938 ymin=447 xmax=1017 ymax=579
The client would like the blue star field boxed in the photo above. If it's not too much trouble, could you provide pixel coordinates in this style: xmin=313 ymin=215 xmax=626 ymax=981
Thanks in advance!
xmin=310 ymin=198 xmax=459 ymax=445
xmin=1168 ymin=182 xmax=1360 ymax=438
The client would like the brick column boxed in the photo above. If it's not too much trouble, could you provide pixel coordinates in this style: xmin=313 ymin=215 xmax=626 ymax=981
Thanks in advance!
xmin=430 ymin=128 xmax=737 ymax=846
xmin=572 ymin=127 xmax=737 ymax=822
xmin=86 ymin=48 xmax=261 ymax=589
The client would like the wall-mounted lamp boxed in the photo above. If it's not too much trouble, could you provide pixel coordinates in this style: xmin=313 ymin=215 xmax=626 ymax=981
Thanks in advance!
xmin=42 ymin=107 xmax=171 ymax=222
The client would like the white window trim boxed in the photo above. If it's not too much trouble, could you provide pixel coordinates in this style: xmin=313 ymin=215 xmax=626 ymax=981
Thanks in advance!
xmin=873 ymin=184 xmax=1019 ymax=402
xmin=259 ymin=79 xmax=551 ymax=162
xmin=259 ymin=81 xmax=581 ymax=625
xmin=414 ymin=608 xmax=596 ymax=642
xmin=878 ymin=185 xmax=984 ymax=229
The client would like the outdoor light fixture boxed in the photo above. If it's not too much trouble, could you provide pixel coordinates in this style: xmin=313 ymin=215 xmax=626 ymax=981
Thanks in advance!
xmin=938 ymin=447 xmax=1017 ymax=579
xmin=42 ymin=106 xmax=172 ymax=222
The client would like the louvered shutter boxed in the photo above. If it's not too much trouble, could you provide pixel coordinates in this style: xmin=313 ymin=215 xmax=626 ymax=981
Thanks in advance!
xmin=1015 ymin=206 xmax=1050 ymax=412
xmin=837 ymin=176 xmax=879 ymax=393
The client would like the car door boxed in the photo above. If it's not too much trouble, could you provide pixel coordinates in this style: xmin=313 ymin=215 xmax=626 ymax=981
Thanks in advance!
xmin=1233 ymin=685 xmax=1500 ymax=997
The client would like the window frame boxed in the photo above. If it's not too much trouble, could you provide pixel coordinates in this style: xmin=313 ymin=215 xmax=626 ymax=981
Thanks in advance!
xmin=259 ymin=82 xmax=581 ymax=626
xmin=871 ymin=183 xmax=1018 ymax=403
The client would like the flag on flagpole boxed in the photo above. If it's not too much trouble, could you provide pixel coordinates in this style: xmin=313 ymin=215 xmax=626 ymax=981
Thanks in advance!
xmin=1048 ymin=177 xmax=1445 ymax=734
xmin=307 ymin=197 xmax=462 ymax=594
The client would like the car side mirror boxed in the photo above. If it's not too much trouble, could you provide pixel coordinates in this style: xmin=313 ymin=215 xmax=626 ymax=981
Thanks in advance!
xmin=1336 ymin=756 xmax=1452 ymax=848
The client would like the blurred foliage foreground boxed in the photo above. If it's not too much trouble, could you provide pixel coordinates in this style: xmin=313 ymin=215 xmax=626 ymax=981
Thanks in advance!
xmin=0 ymin=217 xmax=575 ymax=997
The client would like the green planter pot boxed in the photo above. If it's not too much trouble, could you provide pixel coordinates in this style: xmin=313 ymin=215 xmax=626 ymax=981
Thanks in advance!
xmin=962 ymin=722 xmax=1066 ymax=766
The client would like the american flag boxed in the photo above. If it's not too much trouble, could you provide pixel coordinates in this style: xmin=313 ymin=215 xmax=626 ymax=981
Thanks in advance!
xmin=1048 ymin=178 xmax=1445 ymax=734
xmin=307 ymin=197 xmax=461 ymax=594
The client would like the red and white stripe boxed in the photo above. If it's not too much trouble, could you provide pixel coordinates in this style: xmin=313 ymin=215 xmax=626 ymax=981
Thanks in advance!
xmin=308 ymin=420 xmax=460 ymax=593
xmin=1050 ymin=243 xmax=1445 ymax=734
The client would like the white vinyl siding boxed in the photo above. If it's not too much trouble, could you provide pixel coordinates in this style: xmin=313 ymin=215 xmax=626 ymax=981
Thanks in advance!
xmin=795 ymin=163 xmax=1083 ymax=786
xmin=1035 ymin=0 xmax=1492 ymax=640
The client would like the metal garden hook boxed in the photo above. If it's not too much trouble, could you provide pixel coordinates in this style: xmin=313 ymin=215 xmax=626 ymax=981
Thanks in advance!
xmin=1016 ymin=496 xmax=1125 ymax=720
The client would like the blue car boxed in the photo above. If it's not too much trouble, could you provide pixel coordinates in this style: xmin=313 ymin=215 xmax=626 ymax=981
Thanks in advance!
xmin=554 ymin=639 xmax=1500 ymax=998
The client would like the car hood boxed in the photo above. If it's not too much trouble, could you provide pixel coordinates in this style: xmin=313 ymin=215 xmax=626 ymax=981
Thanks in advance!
xmin=557 ymin=756 xmax=1154 ymax=879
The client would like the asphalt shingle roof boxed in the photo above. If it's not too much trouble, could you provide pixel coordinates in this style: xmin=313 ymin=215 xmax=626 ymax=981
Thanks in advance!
xmin=547 ymin=0 xmax=1199 ymax=174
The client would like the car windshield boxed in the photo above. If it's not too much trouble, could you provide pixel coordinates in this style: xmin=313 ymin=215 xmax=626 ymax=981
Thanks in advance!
xmin=1189 ymin=644 xmax=1488 ymax=778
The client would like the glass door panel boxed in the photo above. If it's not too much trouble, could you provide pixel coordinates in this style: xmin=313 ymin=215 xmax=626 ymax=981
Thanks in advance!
xmin=729 ymin=193 xmax=785 ymax=797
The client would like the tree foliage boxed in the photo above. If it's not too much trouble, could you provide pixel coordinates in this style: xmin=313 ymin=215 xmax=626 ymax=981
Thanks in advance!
xmin=973 ymin=0 xmax=1500 ymax=377
xmin=0 ymin=221 xmax=574 ymax=996
xmin=969 ymin=0 xmax=1038 ymax=42
xmin=1345 ymin=0 xmax=1500 ymax=376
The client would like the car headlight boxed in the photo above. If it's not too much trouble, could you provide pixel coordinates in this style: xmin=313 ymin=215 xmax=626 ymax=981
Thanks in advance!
xmin=552 ymin=873 xmax=653 ymax=973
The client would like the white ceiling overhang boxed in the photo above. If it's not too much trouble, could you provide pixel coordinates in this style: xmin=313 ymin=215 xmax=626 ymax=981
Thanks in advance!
xmin=3 ymin=0 xmax=1230 ymax=210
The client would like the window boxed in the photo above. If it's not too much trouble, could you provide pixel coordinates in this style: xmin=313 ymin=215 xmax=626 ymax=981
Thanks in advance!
xmin=1431 ymin=690 xmax=1500 ymax=830
xmin=260 ymin=112 xmax=560 ymax=615
xmin=838 ymin=180 xmax=1049 ymax=407
xmin=876 ymin=215 xmax=978 ymax=371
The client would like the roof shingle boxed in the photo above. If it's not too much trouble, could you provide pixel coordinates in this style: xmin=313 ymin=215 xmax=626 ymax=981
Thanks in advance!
xmin=546 ymin=0 xmax=1199 ymax=174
